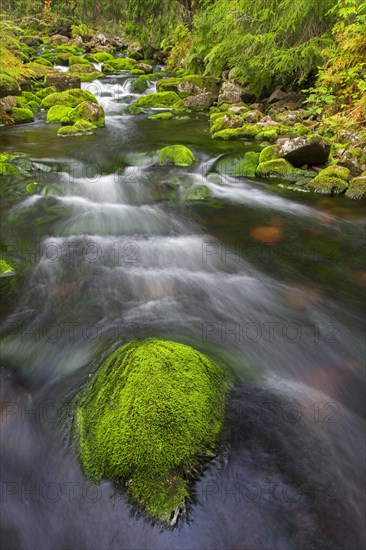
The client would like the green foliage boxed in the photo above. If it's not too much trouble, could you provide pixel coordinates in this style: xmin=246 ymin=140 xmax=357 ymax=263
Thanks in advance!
xmin=158 ymin=145 xmax=198 ymax=166
xmin=72 ymin=339 xmax=228 ymax=523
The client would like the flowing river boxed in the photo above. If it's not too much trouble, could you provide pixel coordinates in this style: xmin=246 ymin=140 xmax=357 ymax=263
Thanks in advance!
xmin=1 ymin=73 xmax=365 ymax=550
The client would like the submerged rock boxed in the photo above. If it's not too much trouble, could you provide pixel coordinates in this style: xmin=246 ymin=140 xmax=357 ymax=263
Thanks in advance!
xmin=72 ymin=339 xmax=228 ymax=524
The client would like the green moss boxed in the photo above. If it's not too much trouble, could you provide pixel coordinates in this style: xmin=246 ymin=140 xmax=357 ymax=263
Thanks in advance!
xmin=104 ymin=58 xmax=137 ymax=71
xmin=212 ymin=124 xmax=259 ymax=140
xmin=87 ymin=52 xmax=114 ymax=63
xmin=27 ymin=100 xmax=40 ymax=112
xmin=0 ymin=74 xmax=20 ymax=97
xmin=317 ymin=165 xmax=351 ymax=182
xmin=182 ymin=185 xmax=210 ymax=201
xmin=234 ymin=152 xmax=260 ymax=178
xmin=259 ymin=145 xmax=279 ymax=164
xmin=135 ymin=92 xmax=181 ymax=108
xmin=130 ymin=69 xmax=145 ymax=75
xmin=255 ymin=129 xmax=278 ymax=141
xmin=69 ymin=56 xmax=92 ymax=67
xmin=36 ymin=86 xmax=57 ymax=100
xmin=0 ymin=259 xmax=15 ymax=277
xmin=72 ymin=339 xmax=227 ymax=524
xmin=148 ymin=112 xmax=174 ymax=120
xmin=12 ymin=107 xmax=34 ymax=124
xmin=57 ymin=119 xmax=97 ymax=136
xmin=307 ymin=175 xmax=348 ymax=194
xmin=0 ymin=161 xmax=20 ymax=177
xmin=131 ymin=76 xmax=149 ymax=94
xmin=68 ymin=64 xmax=104 ymax=82
xmin=22 ymin=92 xmax=41 ymax=105
xmin=128 ymin=104 xmax=144 ymax=115
xmin=345 ymin=176 xmax=366 ymax=200
xmin=158 ymin=145 xmax=198 ymax=167
xmin=46 ymin=104 xmax=74 ymax=124
xmin=71 ymin=102 xmax=105 ymax=127
xmin=42 ymin=89 xmax=97 ymax=109
xmin=256 ymin=159 xmax=296 ymax=178
xmin=156 ymin=78 xmax=182 ymax=93
xmin=32 ymin=57 xmax=54 ymax=67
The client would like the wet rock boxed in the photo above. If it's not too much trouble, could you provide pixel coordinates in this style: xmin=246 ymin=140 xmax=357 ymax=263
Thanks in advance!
xmin=136 ymin=63 xmax=153 ymax=74
xmin=277 ymin=136 xmax=331 ymax=167
xmin=45 ymin=73 xmax=81 ymax=91
xmin=177 ymin=76 xmax=220 ymax=97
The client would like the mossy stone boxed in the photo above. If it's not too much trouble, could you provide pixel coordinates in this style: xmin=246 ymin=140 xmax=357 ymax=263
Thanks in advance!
xmin=131 ymin=76 xmax=149 ymax=94
xmin=255 ymin=129 xmax=278 ymax=142
xmin=72 ymin=339 xmax=228 ymax=524
xmin=259 ymin=145 xmax=279 ymax=164
xmin=317 ymin=165 xmax=351 ymax=182
xmin=42 ymin=89 xmax=97 ymax=109
xmin=158 ymin=145 xmax=198 ymax=167
xmin=0 ymin=75 xmax=20 ymax=98
xmin=68 ymin=56 xmax=92 ymax=67
xmin=345 ymin=176 xmax=366 ymax=200
xmin=0 ymin=161 xmax=21 ymax=177
xmin=104 ymin=58 xmax=137 ymax=71
xmin=68 ymin=64 xmax=104 ymax=82
xmin=256 ymin=159 xmax=296 ymax=178
xmin=135 ymin=92 xmax=181 ymax=109
xmin=307 ymin=175 xmax=348 ymax=194
xmin=128 ymin=104 xmax=144 ymax=115
xmin=46 ymin=104 xmax=74 ymax=124
xmin=148 ymin=112 xmax=174 ymax=120
xmin=57 ymin=119 xmax=97 ymax=136
xmin=156 ymin=78 xmax=182 ymax=93
xmin=212 ymin=124 xmax=259 ymax=140
xmin=12 ymin=107 xmax=34 ymax=124
xmin=0 ymin=259 xmax=15 ymax=277
xmin=234 ymin=152 xmax=260 ymax=178
xmin=36 ymin=86 xmax=57 ymax=100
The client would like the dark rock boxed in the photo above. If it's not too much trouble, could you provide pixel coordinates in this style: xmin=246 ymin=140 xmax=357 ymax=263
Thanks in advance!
xmin=277 ymin=136 xmax=331 ymax=167
xmin=45 ymin=73 xmax=81 ymax=91
xmin=22 ymin=36 xmax=42 ymax=47
xmin=218 ymin=81 xmax=255 ymax=104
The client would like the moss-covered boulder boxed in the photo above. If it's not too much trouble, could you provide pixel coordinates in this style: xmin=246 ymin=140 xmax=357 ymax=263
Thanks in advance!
xmin=158 ymin=145 xmax=198 ymax=167
xmin=234 ymin=152 xmax=260 ymax=178
xmin=255 ymin=129 xmax=278 ymax=142
xmin=276 ymin=136 xmax=331 ymax=167
xmin=180 ymin=93 xmax=215 ymax=110
xmin=68 ymin=64 xmax=104 ymax=82
xmin=177 ymin=75 xmax=220 ymax=97
xmin=182 ymin=184 xmax=211 ymax=201
xmin=72 ymin=339 xmax=227 ymax=524
xmin=12 ymin=107 xmax=34 ymax=124
xmin=148 ymin=111 xmax=174 ymax=120
xmin=128 ymin=104 xmax=144 ymax=115
xmin=57 ymin=119 xmax=97 ymax=136
xmin=103 ymin=57 xmax=137 ymax=71
xmin=156 ymin=77 xmax=182 ymax=93
xmin=86 ymin=52 xmax=115 ymax=63
xmin=36 ymin=86 xmax=57 ymax=100
xmin=345 ymin=176 xmax=366 ymax=200
xmin=315 ymin=165 xmax=351 ymax=182
xmin=212 ymin=124 xmax=260 ymax=140
xmin=42 ymin=89 xmax=98 ymax=109
xmin=0 ymin=75 xmax=20 ymax=98
xmin=307 ymin=174 xmax=348 ymax=195
xmin=68 ymin=56 xmax=92 ymax=67
xmin=256 ymin=159 xmax=296 ymax=178
xmin=131 ymin=76 xmax=149 ymax=94
xmin=46 ymin=104 xmax=74 ymax=124
xmin=71 ymin=101 xmax=105 ymax=127
xmin=259 ymin=145 xmax=279 ymax=164
xmin=135 ymin=92 xmax=181 ymax=109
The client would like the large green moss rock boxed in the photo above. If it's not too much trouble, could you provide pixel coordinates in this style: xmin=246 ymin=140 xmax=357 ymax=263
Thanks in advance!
xmin=12 ymin=107 xmax=34 ymax=124
xmin=259 ymin=145 xmax=279 ymax=164
xmin=73 ymin=339 xmax=227 ymax=524
xmin=212 ymin=124 xmax=259 ymax=140
xmin=131 ymin=76 xmax=149 ymax=94
xmin=86 ymin=52 xmax=115 ymax=63
xmin=234 ymin=152 xmax=260 ymax=178
xmin=316 ymin=165 xmax=351 ymax=182
xmin=256 ymin=159 xmax=296 ymax=178
xmin=68 ymin=64 xmax=104 ymax=82
xmin=68 ymin=56 xmax=92 ymax=67
xmin=57 ymin=119 xmax=97 ymax=136
xmin=46 ymin=104 xmax=74 ymax=124
xmin=307 ymin=174 xmax=348 ymax=194
xmin=47 ymin=101 xmax=105 ymax=127
xmin=156 ymin=77 xmax=182 ymax=93
xmin=42 ymin=89 xmax=98 ymax=109
xmin=0 ymin=75 xmax=20 ymax=98
xmin=103 ymin=58 xmax=137 ymax=71
xmin=135 ymin=92 xmax=181 ymax=109
xmin=158 ymin=145 xmax=198 ymax=167
xmin=345 ymin=176 xmax=366 ymax=200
